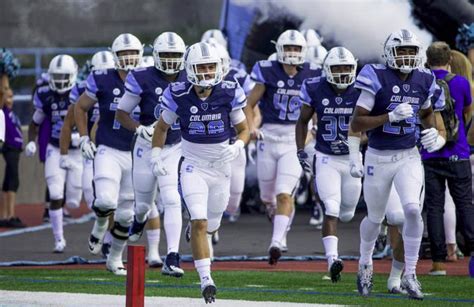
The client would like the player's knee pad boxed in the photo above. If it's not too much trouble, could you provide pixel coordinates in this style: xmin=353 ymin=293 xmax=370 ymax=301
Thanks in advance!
xmin=94 ymin=192 xmax=117 ymax=211
xmin=367 ymin=210 xmax=385 ymax=224
xmin=403 ymin=203 xmax=421 ymax=219
xmin=160 ymin=188 xmax=181 ymax=209
xmin=91 ymin=202 xmax=115 ymax=218
xmin=148 ymin=204 xmax=159 ymax=219
xmin=207 ymin=211 xmax=222 ymax=233
xmin=47 ymin=181 xmax=64 ymax=201
xmin=339 ymin=203 xmax=357 ymax=223
xmin=323 ymin=199 xmax=340 ymax=219
xmin=111 ymin=221 xmax=129 ymax=241
xmin=184 ymin=193 xmax=207 ymax=220
xmin=386 ymin=211 xmax=405 ymax=226
xmin=114 ymin=207 xmax=134 ymax=227
xmin=65 ymin=199 xmax=80 ymax=209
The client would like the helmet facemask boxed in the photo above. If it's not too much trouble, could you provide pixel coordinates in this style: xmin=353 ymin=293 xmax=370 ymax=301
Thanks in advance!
xmin=154 ymin=51 xmax=184 ymax=75
xmin=325 ymin=64 xmax=356 ymax=89
xmin=386 ymin=45 xmax=422 ymax=74
xmin=49 ymin=72 xmax=76 ymax=94
xmin=114 ymin=50 xmax=141 ymax=71
xmin=188 ymin=61 xmax=223 ymax=89
xmin=277 ymin=44 xmax=306 ymax=65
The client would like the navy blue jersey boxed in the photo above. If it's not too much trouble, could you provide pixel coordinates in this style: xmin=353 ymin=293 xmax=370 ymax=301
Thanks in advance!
xmin=33 ymin=86 xmax=72 ymax=148
xmin=85 ymin=69 xmax=135 ymax=151
xmin=300 ymin=77 xmax=361 ymax=155
xmin=355 ymin=64 xmax=436 ymax=150
xmin=161 ymin=80 xmax=246 ymax=144
xmin=250 ymin=60 xmax=322 ymax=125
xmin=70 ymin=81 xmax=99 ymax=134
xmin=124 ymin=66 xmax=187 ymax=145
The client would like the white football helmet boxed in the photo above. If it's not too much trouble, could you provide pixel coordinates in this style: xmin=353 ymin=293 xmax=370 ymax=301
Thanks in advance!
xmin=111 ymin=33 xmax=143 ymax=71
xmin=90 ymin=51 xmax=115 ymax=71
xmin=275 ymin=30 xmax=307 ymax=65
xmin=185 ymin=42 xmax=223 ymax=88
xmin=323 ymin=47 xmax=357 ymax=90
xmin=383 ymin=29 xmax=422 ymax=74
xmin=268 ymin=52 xmax=277 ymax=61
xmin=140 ymin=56 xmax=155 ymax=67
xmin=301 ymin=29 xmax=323 ymax=47
xmin=201 ymin=29 xmax=228 ymax=49
xmin=48 ymin=54 xmax=78 ymax=94
xmin=203 ymin=37 xmax=231 ymax=76
xmin=152 ymin=32 xmax=186 ymax=74
xmin=306 ymin=45 xmax=328 ymax=68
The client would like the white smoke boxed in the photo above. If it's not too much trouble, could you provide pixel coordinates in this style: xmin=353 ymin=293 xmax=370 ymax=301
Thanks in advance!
xmin=233 ymin=0 xmax=433 ymax=62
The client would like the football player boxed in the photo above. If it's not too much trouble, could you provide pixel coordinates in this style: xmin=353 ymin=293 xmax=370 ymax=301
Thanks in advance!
xmin=74 ymin=33 xmax=143 ymax=275
xmin=150 ymin=42 xmax=249 ymax=303
xmin=26 ymin=54 xmax=82 ymax=253
xmin=117 ymin=32 xmax=187 ymax=275
xmin=296 ymin=47 xmax=361 ymax=282
xmin=349 ymin=29 xmax=445 ymax=299
xmin=244 ymin=29 xmax=321 ymax=265
xmin=201 ymin=29 xmax=247 ymax=71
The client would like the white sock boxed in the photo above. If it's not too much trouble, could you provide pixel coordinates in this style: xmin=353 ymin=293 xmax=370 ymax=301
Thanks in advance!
xmin=389 ymin=259 xmax=404 ymax=280
xmin=103 ymin=231 xmax=113 ymax=244
xmin=164 ymin=206 xmax=182 ymax=254
xmin=271 ymin=215 xmax=290 ymax=245
xmin=91 ymin=217 xmax=108 ymax=239
xmin=402 ymin=204 xmax=423 ymax=275
xmin=146 ymin=229 xmax=160 ymax=260
xmin=49 ymin=208 xmax=63 ymax=241
xmin=322 ymin=235 xmax=338 ymax=269
xmin=359 ymin=217 xmax=381 ymax=266
xmin=108 ymin=237 xmax=126 ymax=263
xmin=195 ymin=258 xmax=213 ymax=284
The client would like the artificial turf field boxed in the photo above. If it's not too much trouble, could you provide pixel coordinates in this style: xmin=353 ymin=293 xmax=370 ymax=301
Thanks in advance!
xmin=0 ymin=268 xmax=473 ymax=306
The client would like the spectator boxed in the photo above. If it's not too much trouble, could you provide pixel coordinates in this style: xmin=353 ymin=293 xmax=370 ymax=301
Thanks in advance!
xmin=423 ymin=41 xmax=474 ymax=276
xmin=0 ymin=88 xmax=25 ymax=228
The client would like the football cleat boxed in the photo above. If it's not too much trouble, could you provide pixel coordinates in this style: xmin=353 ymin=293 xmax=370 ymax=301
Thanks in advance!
xmin=201 ymin=277 xmax=217 ymax=304
xmin=148 ymin=257 xmax=164 ymax=268
xmin=161 ymin=252 xmax=184 ymax=277
xmin=329 ymin=259 xmax=344 ymax=283
xmin=53 ymin=238 xmax=66 ymax=253
xmin=268 ymin=243 xmax=282 ymax=265
xmin=128 ymin=216 xmax=147 ymax=242
xmin=88 ymin=234 xmax=103 ymax=255
xmin=401 ymin=274 xmax=424 ymax=300
xmin=106 ymin=259 xmax=127 ymax=276
xmin=357 ymin=264 xmax=373 ymax=297
xmin=387 ymin=276 xmax=407 ymax=295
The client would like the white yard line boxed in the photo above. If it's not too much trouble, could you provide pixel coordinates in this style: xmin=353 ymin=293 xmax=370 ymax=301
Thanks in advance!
xmin=0 ymin=290 xmax=345 ymax=307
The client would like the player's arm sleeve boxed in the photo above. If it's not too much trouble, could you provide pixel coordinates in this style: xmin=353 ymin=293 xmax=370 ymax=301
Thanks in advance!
xmin=431 ymin=83 xmax=445 ymax=111
xmin=355 ymin=90 xmax=376 ymax=111
xmin=32 ymin=109 xmax=45 ymax=125
xmin=230 ymin=108 xmax=246 ymax=125
xmin=85 ymin=73 xmax=99 ymax=101
xmin=231 ymin=85 xmax=247 ymax=111
xmin=250 ymin=62 xmax=266 ymax=84
xmin=160 ymin=86 xmax=179 ymax=113
xmin=242 ymin=74 xmax=256 ymax=95
xmin=354 ymin=65 xmax=382 ymax=95
xmin=299 ymin=81 xmax=312 ymax=107
xmin=69 ymin=85 xmax=79 ymax=104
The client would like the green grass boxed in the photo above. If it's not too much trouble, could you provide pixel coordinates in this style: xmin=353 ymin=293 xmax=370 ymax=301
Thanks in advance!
xmin=0 ymin=269 xmax=473 ymax=306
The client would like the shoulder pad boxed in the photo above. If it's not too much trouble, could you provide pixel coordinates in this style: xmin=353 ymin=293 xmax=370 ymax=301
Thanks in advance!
xmin=309 ymin=63 xmax=321 ymax=70
xmin=371 ymin=63 xmax=387 ymax=70
xmin=93 ymin=69 xmax=110 ymax=76
xmin=221 ymin=80 xmax=237 ymax=89
xmin=37 ymin=85 xmax=50 ymax=94
xmin=259 ymin=60 xmax=272 ymax=68
xmin=170 ymin=81 xmax=187 ymax=93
